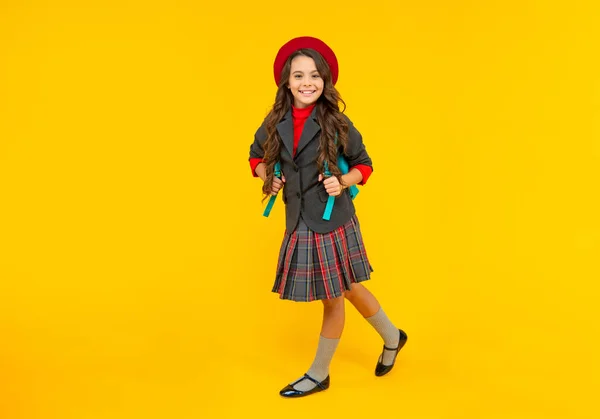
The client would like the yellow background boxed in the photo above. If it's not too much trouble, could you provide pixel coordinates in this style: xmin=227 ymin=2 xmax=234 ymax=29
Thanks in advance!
xmin=1 ymin=1 xmax=599 ymax=418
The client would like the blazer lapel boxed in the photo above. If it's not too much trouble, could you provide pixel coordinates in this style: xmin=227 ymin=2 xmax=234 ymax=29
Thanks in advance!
xmin=295 ymin=107 xmax=321 ymax=158
xmin=276 ymin=109 xmax=294 ymax=158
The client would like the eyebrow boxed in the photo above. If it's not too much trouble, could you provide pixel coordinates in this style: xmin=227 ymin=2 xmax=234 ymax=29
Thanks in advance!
xmin=292 ymin=70 xmax=320 ymax=74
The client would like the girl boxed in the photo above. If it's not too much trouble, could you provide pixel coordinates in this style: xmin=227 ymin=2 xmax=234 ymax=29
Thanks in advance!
xmin=248 ymin=36 xmax=407 ymax=398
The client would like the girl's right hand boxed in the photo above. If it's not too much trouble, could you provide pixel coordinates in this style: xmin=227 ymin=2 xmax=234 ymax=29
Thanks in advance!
xmin=271 ymin=175 xmax=286 ymax=195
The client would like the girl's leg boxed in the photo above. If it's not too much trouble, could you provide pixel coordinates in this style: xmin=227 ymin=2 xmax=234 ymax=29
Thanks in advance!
xmin=344 ymin=283 xmax=403 ymax=366
xmin=285 ymin=295 xmax=345 ymax=392
xmin=343 ymin=281 xmax=380 ymax=318
xmin=320 ymin=294 xmax=346 ymax=339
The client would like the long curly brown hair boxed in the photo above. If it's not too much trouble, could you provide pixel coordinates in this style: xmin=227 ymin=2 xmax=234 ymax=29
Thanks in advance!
xmin=261 ymin=48 xmax=349 ymax=201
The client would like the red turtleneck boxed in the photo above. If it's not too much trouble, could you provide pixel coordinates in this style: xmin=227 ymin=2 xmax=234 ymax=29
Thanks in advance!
xmin=291 ymin=103 xmax=315 ymax=156
xmin=249 ymin=103 xmax=372 ymax=185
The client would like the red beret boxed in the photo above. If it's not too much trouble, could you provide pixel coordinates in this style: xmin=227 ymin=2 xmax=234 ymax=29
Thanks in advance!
xmin=273 ymin=36 xmax=339 ymax=86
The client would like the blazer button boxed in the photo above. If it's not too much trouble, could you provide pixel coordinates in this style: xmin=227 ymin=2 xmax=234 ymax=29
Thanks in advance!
xmin=296 ymin=192 xmax=301 ymax=199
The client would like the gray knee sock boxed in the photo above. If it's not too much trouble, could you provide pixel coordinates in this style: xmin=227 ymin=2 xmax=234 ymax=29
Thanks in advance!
xmin=292 ymin=335 xmax=339 ymax=391
xmin=365 ymin=308 xmax=400 ymax=366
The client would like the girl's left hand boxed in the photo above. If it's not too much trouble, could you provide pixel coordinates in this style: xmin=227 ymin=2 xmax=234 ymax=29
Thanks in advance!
xmin=318 ymin=174 xmax=345 ymax=197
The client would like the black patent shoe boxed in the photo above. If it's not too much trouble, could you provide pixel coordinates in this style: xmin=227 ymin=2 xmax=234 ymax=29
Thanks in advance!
xmin=375 ymin=329 xmax=408 ymax=377
xmin=279 ymin=374 xmax=330 ymax=398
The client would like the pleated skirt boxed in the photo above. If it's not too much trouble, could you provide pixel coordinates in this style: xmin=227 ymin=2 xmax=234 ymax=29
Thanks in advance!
xmin=272 ymin=214 xmax=373 ymax=302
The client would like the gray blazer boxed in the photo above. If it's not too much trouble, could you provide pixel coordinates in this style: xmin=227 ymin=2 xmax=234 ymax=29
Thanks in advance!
xmin=249 ymin=106 xmax=373 ymax=234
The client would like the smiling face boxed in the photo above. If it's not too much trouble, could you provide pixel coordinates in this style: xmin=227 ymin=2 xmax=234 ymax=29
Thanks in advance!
xmin=287 ymin=55 xmax=324 ymax=108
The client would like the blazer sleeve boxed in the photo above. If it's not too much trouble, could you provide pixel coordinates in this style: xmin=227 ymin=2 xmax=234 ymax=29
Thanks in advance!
xmin=343 ymin=117 xmax=373 ymax=169
xmin=248 ymin=120 xmax=268 ymax=175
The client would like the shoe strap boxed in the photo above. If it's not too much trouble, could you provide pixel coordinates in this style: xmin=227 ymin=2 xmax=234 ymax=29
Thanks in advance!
xmin=291 ymin=373 xmax=327 ymax=390
xmin=383 ymin=330 xmax=404 ymax=351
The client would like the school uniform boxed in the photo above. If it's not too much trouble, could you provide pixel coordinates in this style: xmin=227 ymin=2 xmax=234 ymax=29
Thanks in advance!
xmin=249 ymin=104 xmax=374 ymax=302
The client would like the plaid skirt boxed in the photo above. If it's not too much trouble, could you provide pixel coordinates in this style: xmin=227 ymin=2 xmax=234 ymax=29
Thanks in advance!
xmin=272 ymin=214 xmax=374 ymax=302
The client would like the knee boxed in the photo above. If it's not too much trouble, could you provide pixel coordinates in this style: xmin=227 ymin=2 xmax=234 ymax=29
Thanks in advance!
xmin=344 ymin=283 xmax=362 ymax=301
xmin=322 ymin=295 xmax=345 ymax=310
xmin=344 ymin=289 xmax=356 ymax=301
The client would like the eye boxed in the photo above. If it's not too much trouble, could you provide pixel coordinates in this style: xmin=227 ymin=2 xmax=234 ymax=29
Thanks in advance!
xmin=312 ymin=74 xmax=321 ymax=78
xmin=294 ymin=74 xmax=302 ymax=79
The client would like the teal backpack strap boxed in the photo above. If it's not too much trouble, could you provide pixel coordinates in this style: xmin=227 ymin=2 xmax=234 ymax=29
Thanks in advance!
xmin=322 ymin=160 xmax=335 ymax=221
xmin=322 ymin=133 xmax=360 ymax=221
xmin=338 ymin=155 xmax=360 ymax=200
xmin=263 ymin=161 xmax=281 ymax=217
